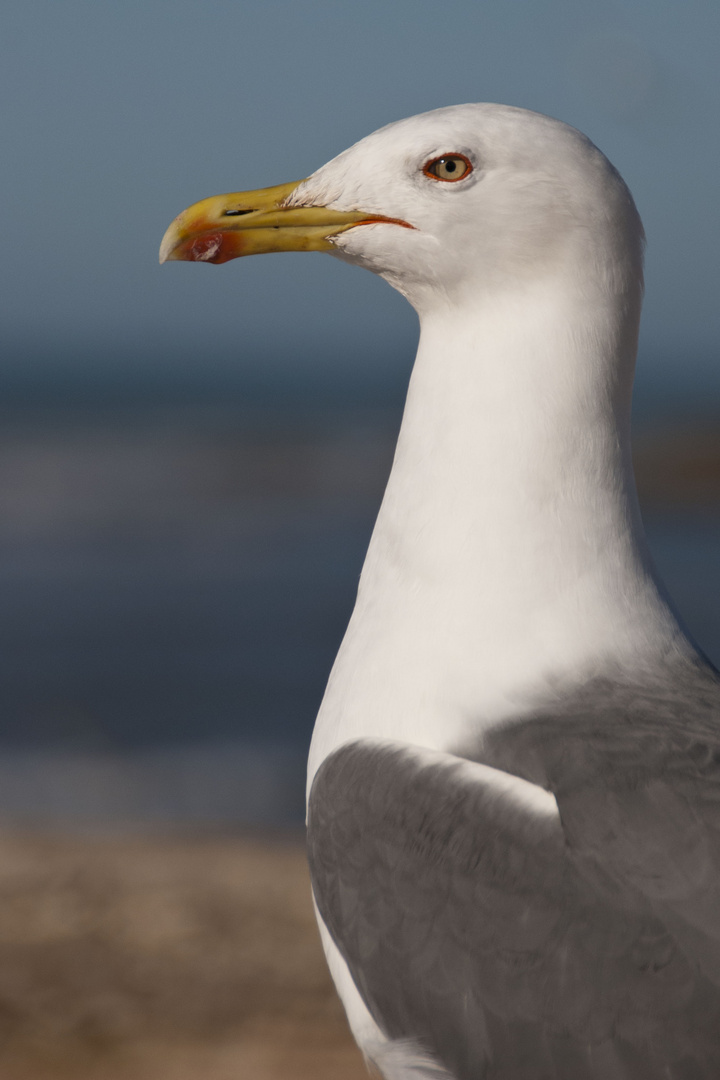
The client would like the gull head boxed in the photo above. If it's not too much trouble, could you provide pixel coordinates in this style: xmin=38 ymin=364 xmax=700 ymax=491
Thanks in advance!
xmin=160 ymin=103 xmax=644 ymax=314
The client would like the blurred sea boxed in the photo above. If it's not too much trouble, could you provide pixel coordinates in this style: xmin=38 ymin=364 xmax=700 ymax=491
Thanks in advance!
xmin=0 ymin=403 xmax=717 ymax=829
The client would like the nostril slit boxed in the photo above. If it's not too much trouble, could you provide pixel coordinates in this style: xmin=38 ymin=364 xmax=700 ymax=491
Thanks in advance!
xmin=223 ymin=208 xmax=254 ymax=217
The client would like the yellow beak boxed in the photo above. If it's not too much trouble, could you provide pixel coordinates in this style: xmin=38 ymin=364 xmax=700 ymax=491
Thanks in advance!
xmin=159 ymin=178 xmax=413 ymax=265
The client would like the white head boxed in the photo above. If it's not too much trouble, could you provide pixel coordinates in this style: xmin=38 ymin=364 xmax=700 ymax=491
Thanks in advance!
xmin=160 ymin=105 xmax=645 ymax=421
xmin=286 ymin=104 xmax=644 ymax=314
xmin=161 ymin=103 xmax=643 ymax=314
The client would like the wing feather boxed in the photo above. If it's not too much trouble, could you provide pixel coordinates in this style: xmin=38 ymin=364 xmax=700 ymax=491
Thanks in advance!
xmin=309 ymin=702 xmax=720 ymax=1080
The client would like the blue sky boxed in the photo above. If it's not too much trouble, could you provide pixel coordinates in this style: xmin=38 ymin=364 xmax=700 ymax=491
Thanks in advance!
xmin=2 ymin=0 xmax=719 ymax=408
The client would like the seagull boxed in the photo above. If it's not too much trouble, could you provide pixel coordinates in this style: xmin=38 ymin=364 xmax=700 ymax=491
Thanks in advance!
xmin=160 ymin=104 xmax=720 ymax=1080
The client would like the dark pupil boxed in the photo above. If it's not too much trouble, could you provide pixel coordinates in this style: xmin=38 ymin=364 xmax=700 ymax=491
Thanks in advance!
xmin=444 ymin=159 xmax=457 ymax=173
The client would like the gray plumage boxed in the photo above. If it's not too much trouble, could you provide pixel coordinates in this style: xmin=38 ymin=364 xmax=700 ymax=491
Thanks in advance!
xmin=308 ymin=656 xmax=720 ymax=1079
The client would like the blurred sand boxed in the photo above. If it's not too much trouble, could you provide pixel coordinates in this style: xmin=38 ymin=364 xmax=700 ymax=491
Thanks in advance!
xmin=0 ymin=829 xmax=368 ymax=1080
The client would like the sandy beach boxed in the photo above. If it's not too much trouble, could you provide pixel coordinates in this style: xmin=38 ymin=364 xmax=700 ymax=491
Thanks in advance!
xmin=0 ymin=828 xmax=367 ymax=1080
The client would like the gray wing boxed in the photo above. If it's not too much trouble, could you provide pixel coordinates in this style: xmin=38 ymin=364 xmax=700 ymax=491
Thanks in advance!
xmin=307 ymin=663 xmax=720 ymax=1080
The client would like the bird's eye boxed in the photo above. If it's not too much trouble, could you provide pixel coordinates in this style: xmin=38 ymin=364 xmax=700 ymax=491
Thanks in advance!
xmin=423 ymin=155 xmax=472 ymax=182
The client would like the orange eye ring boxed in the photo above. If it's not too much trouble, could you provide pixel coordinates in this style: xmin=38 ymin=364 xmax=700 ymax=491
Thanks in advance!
xmin=423 ymin=154 xmax=473 ymax=182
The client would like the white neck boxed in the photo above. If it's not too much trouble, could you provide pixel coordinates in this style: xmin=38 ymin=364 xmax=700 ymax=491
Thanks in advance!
xmin=308 ymin=273 xmax=684 ymax=785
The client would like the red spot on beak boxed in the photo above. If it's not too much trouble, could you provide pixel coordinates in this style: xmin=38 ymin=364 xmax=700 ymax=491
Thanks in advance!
xmin=190 ymin=234 xmax=224 ymax=261
xmin=172 ymin=230 xmax=246 ymax=265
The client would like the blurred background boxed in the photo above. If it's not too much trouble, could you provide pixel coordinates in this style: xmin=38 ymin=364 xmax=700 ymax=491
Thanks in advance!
xmin=0 ymin=1 xmax=719 ymax=1077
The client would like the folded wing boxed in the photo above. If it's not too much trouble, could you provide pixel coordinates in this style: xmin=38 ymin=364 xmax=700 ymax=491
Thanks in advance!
xmin=308 ymin=679 xmax=720 ymax=1080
